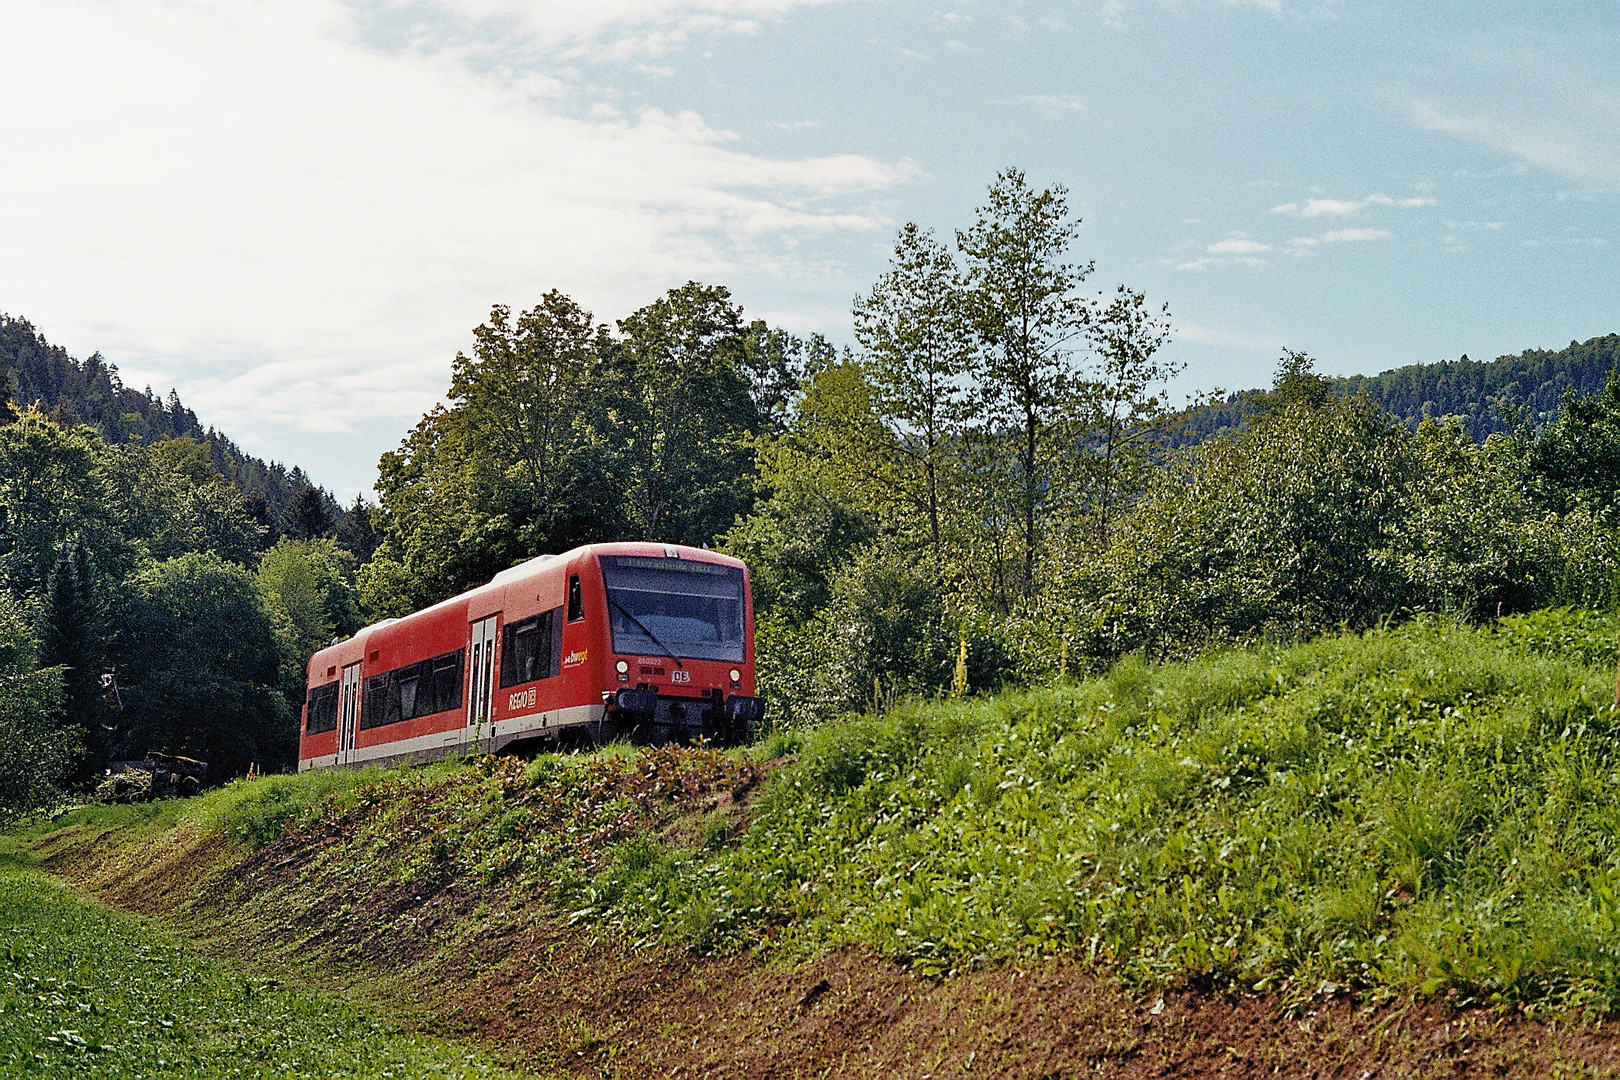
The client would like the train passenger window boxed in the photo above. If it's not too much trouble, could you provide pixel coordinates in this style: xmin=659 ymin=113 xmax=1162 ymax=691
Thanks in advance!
xmin=426 ymin=650 xmax=464 ymax=714
xmin=567 ymin=575 xmax=583 ymax=622
xmin=304 ymin=682 xmax=339 ymax=734
xmin=500 ymin=607 xmax=563 ymax=687
xmin=360 ymin=648 xmax=466 ymax=729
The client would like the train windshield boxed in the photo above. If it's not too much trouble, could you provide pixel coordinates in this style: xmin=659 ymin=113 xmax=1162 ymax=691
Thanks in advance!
xmin=599 ymin=556 xmax=746 ymax=664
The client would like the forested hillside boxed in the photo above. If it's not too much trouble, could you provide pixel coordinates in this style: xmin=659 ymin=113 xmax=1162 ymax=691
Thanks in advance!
xmin=0 ymin=313 xmax=348 ymax=538
xmin=1178 ymin=334 xmax=1620 ymax=444
xmin=0 ymin=317 xmax=377 ymax=809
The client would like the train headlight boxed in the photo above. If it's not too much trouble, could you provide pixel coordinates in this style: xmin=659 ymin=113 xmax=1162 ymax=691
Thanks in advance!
xmin=729 ymin=668 xmax=741 ymax=688
xmin=615 ymin=660 xmax=629 ymax=682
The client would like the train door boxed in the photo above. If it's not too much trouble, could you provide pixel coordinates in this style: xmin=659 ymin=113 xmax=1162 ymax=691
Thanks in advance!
xmin=467 ymin=616 xmax=498 ymax=749
xmin=337 ymin=662 xmax=361 ymax=766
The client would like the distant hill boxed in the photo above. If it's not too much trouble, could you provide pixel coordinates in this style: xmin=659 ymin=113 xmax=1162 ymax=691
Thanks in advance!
xmin=0 ymin=312 xmax=341 ymax=533
xmin=1175 ymin=333 xmax=1620 ymax=444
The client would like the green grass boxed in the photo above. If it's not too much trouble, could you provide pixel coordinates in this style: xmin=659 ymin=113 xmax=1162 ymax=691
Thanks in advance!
xmin=0 ymin=843 xmax=535 ymax=1078
xmin=33 ymin=612 xmax=1620 ymax=1020
xmin=571 ymin=615 xmax=1620 ymax=1012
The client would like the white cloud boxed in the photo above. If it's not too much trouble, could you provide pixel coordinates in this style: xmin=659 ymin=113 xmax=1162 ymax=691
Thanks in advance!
xmin=1020 ymin=93 xmax=1087 ymax=114
xmin=1270 ymin=193 xmax=1435 ymax=217
xmin=0 ymin=0 xmax=905 ymax=495
xmin=1207 ymin=237 xmax=1271 ymax=255
xmin=1289 ymin=228 xmax=1392 ymax=246
xmin=416 ymin=0 xmax=856 ymax=59
xmin=1174 ymin=321 xmax=1286 ymax=350
xmin=1322 ymin=228 xmax=1392 ymax=242
xmin=1401 ymin=30 xmax=1620 ymax=190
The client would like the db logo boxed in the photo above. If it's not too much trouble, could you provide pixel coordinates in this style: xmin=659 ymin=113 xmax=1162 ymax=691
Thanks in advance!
xmin=508 ymin=688 xmax=537 ymax=710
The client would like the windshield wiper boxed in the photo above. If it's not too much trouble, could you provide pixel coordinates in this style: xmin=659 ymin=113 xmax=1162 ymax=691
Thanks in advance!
xmin=608 ymin=596 xmax=685 ymax=669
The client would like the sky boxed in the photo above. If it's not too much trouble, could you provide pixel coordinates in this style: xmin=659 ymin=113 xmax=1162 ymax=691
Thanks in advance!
xmin=2 ymin=0 xmax=1616 ymax=498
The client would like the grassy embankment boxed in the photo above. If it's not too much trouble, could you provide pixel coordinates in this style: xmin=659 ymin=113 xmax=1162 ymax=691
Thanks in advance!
xmin=0 ymin=830 xmax=533 ymax=1078
xmin=23 ymin=610 xmax=1620 ymax=1073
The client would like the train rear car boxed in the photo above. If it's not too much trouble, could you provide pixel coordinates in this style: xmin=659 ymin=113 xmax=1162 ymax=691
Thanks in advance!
xmin=299 ymin=543 xmax=764 ymax=771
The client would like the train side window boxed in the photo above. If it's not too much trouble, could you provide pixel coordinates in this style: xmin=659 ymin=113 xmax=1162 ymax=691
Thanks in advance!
xmin=427 ymin=649 xmax=464 ymax=714
xmin=362 ymin=671 xmax=398 ymax=729
xmin=304 ymin=682 xmax=339 ymax=734
xmin=567 ymin=575 xmax=583 ymax=622
xmin=360 ymin=647 xmax=471 ymax=729
xmin=501 ymin=608 xmax=562 ymax=687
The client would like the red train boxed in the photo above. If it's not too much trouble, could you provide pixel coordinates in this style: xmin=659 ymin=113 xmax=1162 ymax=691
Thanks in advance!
xmin=299 ymin=542 xmax=765 ymax=771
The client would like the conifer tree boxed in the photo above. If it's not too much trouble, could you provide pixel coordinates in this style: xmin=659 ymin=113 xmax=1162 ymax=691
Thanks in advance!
xmin=38 ymin=538 xmax=108 ymax=782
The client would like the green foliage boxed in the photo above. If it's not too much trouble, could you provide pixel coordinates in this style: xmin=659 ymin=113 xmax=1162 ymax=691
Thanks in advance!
xmin=1494 ymin=606 xmax=1620 ymax=669
xmin=1056 ymin=360 xmax=1620 ymax=663
xmin=0 ymin=854 xmax=526 ymax=1078
xmin=113 ymin=553 xmax=293 ymax=777
xmin=37 ymin=539 xmax=110 ymax=784
xmin=615 ymin=282 xmax=763 ymax=545
xmin=958 ymin=168 xmax=1095 ymax=602
xmin=579 ymin=620 xmax=1620 ymax=1011
xmin=1525 ymin=365 xmax=1620 ymax=516
xmin=0 ymin=598 xmax=67 ymax=822
xmin=259 ymin=538 xmax=363 ymax=701
xmin=0 ymin=407 xmax=131 ymax=597
xmin=365 ymin=285 xmax=796 ymax=613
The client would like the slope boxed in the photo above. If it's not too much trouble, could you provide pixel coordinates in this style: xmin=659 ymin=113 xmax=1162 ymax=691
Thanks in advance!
xmin=25 ymin=612 xmax=1620 ymax=1077
xmin=0 ymin=312 xmax=341 ymax=528
xmin=1179 ymin=333 xmax=1620 ymax=444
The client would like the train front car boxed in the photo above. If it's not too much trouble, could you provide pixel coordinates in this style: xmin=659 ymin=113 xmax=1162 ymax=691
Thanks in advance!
xmin=585 ymin=544 xmax=764 ymax=743
xmin=298 ymin=542 xmax=764 ymax=772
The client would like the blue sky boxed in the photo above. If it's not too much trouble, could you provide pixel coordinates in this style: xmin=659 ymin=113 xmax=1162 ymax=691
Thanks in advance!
xmin=2 ymin=0 xmax=1615 ymax=497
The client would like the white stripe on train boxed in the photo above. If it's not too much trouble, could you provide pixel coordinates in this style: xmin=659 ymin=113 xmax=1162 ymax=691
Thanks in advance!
xmin=298 ymin=703 xmax=606 ymax=771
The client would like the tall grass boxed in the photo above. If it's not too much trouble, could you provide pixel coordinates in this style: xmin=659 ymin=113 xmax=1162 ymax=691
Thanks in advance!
xmin=580 ymin=616 xmax=1620 ymax=1012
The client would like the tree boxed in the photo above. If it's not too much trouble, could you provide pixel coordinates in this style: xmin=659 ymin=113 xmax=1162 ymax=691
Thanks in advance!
xmin=957 ymin=169 xmax=1094 ymax=601
xmin=1081 ymin=286 xmax=1180 ymax=546
xmin=365 ymin=293 xmax=625 ymax=612
xmin=112 ymin=438 xmax=265 ymax=564
xmin=615 ymin=283 xmax=764 ymax=544
xmin=0 ymin=596 xmax=67 ymax=821
xmin=259 ymin=538 xmax=362 ymax=657
xmin=854 ymin=223 xmax=974 ymax=575
xmin=336 ymin=495 xmax=379 ymax=562
xmin=737 ymin=322 xmax=834 ymax=433
xmin=37 ymin=539 xmax=109 ymax=783
xmin=1064 ymin=358 xmax=1418 ymax=659
xmin=112 ymin=553 xmax=293 ymax=777
xmin=0 ymin=407 xmax=130 ymax=596
xmin=1523 ymin=365 xmax=1620 ymax=515
xmin=282 ymin=484 xmax=335 ymax=540
xmin=722 ymin=362 xmax=890 ymax=623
